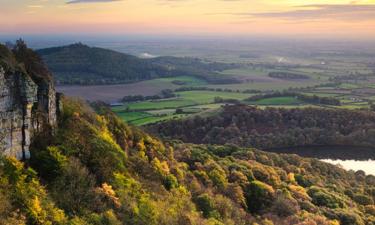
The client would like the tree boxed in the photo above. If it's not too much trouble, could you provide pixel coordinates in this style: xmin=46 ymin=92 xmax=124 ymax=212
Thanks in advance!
xmin=194 ymin=194 xmax=220 ymax=219
xmin=50 ymin=158 xmax=101 ymax=215
xmin=244 ymin=181 xmax=275 ymax=213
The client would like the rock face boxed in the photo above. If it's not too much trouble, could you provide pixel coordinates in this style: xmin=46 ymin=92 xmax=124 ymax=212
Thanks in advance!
xmin=0 ymin=44 xmax=58 ymax=160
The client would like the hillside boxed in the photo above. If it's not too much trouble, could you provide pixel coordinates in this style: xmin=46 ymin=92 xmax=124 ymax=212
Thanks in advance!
xmin=0 ymin=97 xmax=374 ymax=225
xmin=36 ymin=43 xmax=239 ymax=85
xmin=1 ymin=43 xmax=375 ymax=225
xmin=149 ymin=104 xmax=375 ymax=149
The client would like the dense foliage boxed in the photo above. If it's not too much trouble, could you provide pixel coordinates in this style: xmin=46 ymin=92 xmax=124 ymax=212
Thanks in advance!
xmin=0 ymin=40 xmax=52 ymax=84
xmin=150 ymin=104 xmax=375 ymax=149
xmin=36 ymin=44 xmax=239 ymax=85
xmin=0 ymin=98 xmax=374 ymax=224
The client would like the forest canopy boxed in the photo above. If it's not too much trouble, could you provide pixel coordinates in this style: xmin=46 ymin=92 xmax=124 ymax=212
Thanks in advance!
xmin=1 ymin=98 xmax=374 ymax=225
xmin=150 ymin=104 xmax=375 ymax=149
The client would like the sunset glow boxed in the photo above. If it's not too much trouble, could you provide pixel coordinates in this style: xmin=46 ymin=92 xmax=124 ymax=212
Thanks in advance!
xmin=1 ymin=0 xmax=375 ymax=38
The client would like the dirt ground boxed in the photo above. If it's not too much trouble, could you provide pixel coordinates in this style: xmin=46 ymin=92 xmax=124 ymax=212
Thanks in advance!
xmin=57 ymin=81 xmax=176 ymax=102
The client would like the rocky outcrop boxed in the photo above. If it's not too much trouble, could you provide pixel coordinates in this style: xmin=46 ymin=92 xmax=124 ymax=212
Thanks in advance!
xmin=0 ymin=43 xmax=58 ymax=160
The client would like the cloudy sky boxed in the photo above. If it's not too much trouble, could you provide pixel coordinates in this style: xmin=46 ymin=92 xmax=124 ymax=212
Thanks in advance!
xmin=1 ymin=0 xmax=375 ymax=39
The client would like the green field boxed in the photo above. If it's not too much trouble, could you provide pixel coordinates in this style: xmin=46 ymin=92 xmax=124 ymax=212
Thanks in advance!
xmin=122 ymin=99 xmax=196 ymax=111
xmin=107 ymin=46 xmax=375 ymax=126
xmin=157 ymin=76 xmax=207 ymax=86
xmin=112 ymin=90 xmax=251 ymax=125
xmin=248 ymin=96 xmax=303 ymax=105
xmin=178 ymin=91 xmax=250 ymax=103
xmin=116 ymin=111 xmax=151 ymax=121
xmin=113 ymin=91 xmax=251 ymax=112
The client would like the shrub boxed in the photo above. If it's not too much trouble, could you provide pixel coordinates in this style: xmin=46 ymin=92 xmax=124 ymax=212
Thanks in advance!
xmin=244 ymin=181 xmax=275 ymax=213
xmin=208 ymin=169 xmax=228 ymax=189
xmin=271 ymin=194 xmax=299 ymax=217
xmin=295 ymin=174 xmax=313 ymax=187
xmin=164 ymin=174 xmax=179 ymax=190
xmin=30 ymin=146 xmax=67 ymax=181
xmin=308 ymin=187 xmax=344 ymax=209
xmin=353 ymin=194 xmax=373 ymax=205
xmin=50 ymin=158 xmax=101 ymax=215
xmin=194 ymin=194 xmax=220 ymax=219
xmin=334 ymin=209 xmax=365 ymax=225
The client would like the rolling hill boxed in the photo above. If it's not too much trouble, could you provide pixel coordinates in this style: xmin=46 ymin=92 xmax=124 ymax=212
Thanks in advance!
xmin=37 ymin=43 xmax=240 ymax=85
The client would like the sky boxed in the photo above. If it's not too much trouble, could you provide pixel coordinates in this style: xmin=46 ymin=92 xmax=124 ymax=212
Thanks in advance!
xmin=1 ymin=0 xmax=375 ymax=39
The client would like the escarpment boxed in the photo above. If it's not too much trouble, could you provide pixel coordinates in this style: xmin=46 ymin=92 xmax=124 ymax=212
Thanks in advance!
xmin=0 ymin=41 xmax=58 ymax=159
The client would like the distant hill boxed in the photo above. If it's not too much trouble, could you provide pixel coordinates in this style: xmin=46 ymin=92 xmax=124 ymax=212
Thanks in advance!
xmin=37 ymin=43 xmax=239 ymax=85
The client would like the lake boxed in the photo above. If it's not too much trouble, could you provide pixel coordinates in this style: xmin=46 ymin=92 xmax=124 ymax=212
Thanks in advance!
xmin=264 ymin=146 xmax=375 ymax=176
xmin=321 ymin=159 xmax=375 ymax=175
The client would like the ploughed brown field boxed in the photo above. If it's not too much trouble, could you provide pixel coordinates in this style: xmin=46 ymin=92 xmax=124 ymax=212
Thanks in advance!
xmin=56 ymin=81 xmax=176 ymax=102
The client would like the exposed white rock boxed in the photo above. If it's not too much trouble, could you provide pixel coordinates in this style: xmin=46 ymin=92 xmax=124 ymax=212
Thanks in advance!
xmin=0 ymin=66 xmax=57 ymax=159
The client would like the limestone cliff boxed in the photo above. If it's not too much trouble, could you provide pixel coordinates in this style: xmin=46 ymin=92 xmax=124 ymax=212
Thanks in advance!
xmin=0 ymin=42 xmax=58 ymax=159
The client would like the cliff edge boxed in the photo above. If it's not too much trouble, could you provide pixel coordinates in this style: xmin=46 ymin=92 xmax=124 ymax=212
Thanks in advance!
xmin=0 ymin=41 xmax=58 ymax=159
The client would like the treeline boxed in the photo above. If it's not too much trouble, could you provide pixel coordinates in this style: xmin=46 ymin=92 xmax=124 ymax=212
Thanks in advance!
xmin=246 ymin=91 xmax=341 ymax=106
xmin=175 ymin=86 xmax=262 ymax=94
xmin=150 ymin=105 xmax=375 ymax=149
xmin=1 ymin=40 xmax=52 ymax=84
xmin=1 ymin=98 xmax=374 ymax=225
xmin=269 ymin=71 xmax=310 ymax=80
xmin=121 ymin=89 xmax=175 ymax=103
xmin=329 ymin=73 xmax=370 ymax=83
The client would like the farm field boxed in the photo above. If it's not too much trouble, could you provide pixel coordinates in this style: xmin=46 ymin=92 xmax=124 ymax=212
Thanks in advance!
xmin=112 ymin=90 xmax=250 ymax=125
xmin=57 ymin=76 xmax=207 ymax=102
xmin=52 ymin=41 xmax=375 ymax=126
xmin=109 ymin=63 xmax=374 ymax=125
xmin=248 ymin=96 xmax=303 ymax=105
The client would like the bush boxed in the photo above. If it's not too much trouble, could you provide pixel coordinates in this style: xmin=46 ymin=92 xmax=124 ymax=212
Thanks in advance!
xmin=50 ymin=158 xmax=101 ymax=215
xmin=353 ymin=194 xmax=373 ymax=205
xmin=308 ymin=187 xmax=344 ymax=209
xmin=244 ymin=181 xmax=275 ymax=213
xmin=271 ymin=194 xmax=299 ymax=217
xmin=164 ymin=174 xmax=179 ymax=190
xmin=295 ymin=174 xmax=313 ymax=187
xmin=30 ymin=146 xmax=67 ymax=181
xmin=194 ymin=194 xmax=220 ymax=219
xmin=334 ymin=209 xmax=365 ymax=225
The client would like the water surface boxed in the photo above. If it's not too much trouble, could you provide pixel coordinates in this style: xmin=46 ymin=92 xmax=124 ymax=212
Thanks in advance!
xmin=265 ymin=146 xmax=375 ymax=175
xmin=321 ymin=159 xmax=375 ymax=175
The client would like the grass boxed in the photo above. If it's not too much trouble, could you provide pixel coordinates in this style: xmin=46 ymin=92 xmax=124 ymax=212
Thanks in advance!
xmin=116 ymin=111 xmax=152 ymax=122
xmin=111 ymin=90 xmax=250 ymax=125
xmin=115 ymin=110 xmax=186 ymax=126
xmin=157 ymin=76 xmax=207 ymax=86
xmin=125 ymin=99 xmax=197 ymax=111
xmin=129 ymin=114 xmax=185 ymax=126
xmin=113 ymin=91 xmax=251 ymax=111
xmin=177 ymin=91 xmax=250 ymax=104
xmin=249 ymin=96 xmax=303 ymax=105
xmin=205 ymin=79 xmax=322 ymax=91
xmin=220 ymin=67 xmax=268 ymax=77
xmin=302 ymin=92 xmax=340 ymax=97
xmin=339 ymin=83 xmax=360 ymax=89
